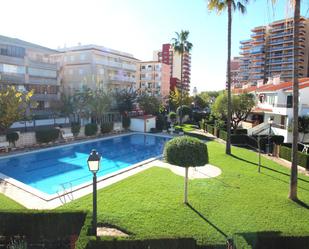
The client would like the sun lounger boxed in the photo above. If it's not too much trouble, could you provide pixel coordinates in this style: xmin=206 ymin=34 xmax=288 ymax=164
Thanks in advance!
xmin=0 ymin=141 xmax=9 ymax=152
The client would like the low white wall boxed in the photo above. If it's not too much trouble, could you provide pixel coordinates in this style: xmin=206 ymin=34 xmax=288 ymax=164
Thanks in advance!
xmin=130 ymin=119 xmax=145 ymax=132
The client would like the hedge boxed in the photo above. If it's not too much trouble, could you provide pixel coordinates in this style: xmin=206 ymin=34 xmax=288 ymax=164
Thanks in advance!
xmin=35 ymin=128 xmax=60 ymax=143
xmin=279 ymin=146 xmax=309 ymax=170
xmin=85 ymin=123 xmax=98 ymax=136
xmin=233 ymin=129 xmax=248 ymax=135
xmin=122 ymin=116 xmax=131 ymax=130
xmin=219 ymin=130 xmax=227 ymax=141
xmin=100 ymin=123 xmax=113 ymax=134
xmin=206 ymin=124 xmax=214 ymax=135
xmin=233 ymin=233 xmax=309 ymax=249
xmin=0 ymin=210 xmax=86 ymax=249
xmin=86 ymin=238 xmax=197 ymax=249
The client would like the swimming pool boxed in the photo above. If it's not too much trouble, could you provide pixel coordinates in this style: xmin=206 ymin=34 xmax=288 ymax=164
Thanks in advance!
xmin=0 ymin=133 xmax=170 ymax=195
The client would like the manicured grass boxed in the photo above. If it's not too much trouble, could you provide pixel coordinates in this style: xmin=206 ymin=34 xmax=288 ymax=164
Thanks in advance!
xmin=174 ymin=124 xmax=197 ymax=132
xmin=60 ymin=141 xmax=309 ymax=247
xmin=0 ymin=194 xmax=24 ymax=210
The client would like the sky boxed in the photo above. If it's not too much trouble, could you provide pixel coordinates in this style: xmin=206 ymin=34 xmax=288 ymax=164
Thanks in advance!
xmin=0 ymin=0 xmax=309 ymax=93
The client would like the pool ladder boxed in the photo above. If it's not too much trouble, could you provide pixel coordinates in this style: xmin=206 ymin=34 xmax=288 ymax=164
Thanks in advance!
xmin=57 ymin=182 xmax=74 ymax=204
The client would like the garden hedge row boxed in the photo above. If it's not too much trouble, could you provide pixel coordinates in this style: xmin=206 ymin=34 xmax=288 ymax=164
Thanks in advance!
xmin=0 ymin=210 xmax=86 ymax=243
xmin=233 ymin=233 xmax=309 ymax=249
xmin=279 ymin=146 xmax=309 ymax=170
xmin=206 ymin=124 xmax=214 ymax=135
xmin=219 ymin=130 xmax=227 ymax=141
xmin=35 ymin=128 xmax=60 ymax=143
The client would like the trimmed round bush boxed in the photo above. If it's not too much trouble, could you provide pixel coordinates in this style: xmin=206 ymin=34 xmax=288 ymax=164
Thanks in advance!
xmin=35 ymin=128 xmax=60 ymax=143
xmin=71 ymin=122 xmax=81 ymax=137
xmin=164 ymin=136 xmax=208 ymax=167
xmin=100 ymin=123 xmax=113 ymax=134
xmin=84 ymin=123 xmax=98 ymax=136
xmin=6 ymin=132 xmax=19 ymax=146
xmin=271 ymin=135 xmax=284 ymax=145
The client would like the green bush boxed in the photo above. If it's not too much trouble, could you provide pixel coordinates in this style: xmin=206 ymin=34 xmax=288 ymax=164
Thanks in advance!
xmin=231 ymin=134 xmax=249 ymax=145
xmin=156 ymin=114 xmax=165 ymax=131
xmin=100 ymin=123 xmax=113 ymax=134
xmin=122 ymin=116 xmax=131 ymax=130
xmin=0 ymin=210 xmax=86 ymax=242
xmin=184 ymin=131 xmax=209 ymax=141
xmin=6 ymin=132 xmax=19 ymax=146
xmin=84 ymin=123 xmax=98 ymax=136
xmin=164 ymin=136 xmax=208 ymax=167
xmin=279 ymin=146 xmax=309 ymax=170
xmin=206 ymin=124 xmax=214 ymax=135
xmin=35 ymin=128 xmax=60 ymax=143
xmin=86 ymin=238 xmax=197 ymax=249
xmin=71 ymin=122 xmax=81 ymax=137
xmin=234 ymin=129 xmax=248 ymax=135
xmin=219 ymin=130 xmax=227 ymax=141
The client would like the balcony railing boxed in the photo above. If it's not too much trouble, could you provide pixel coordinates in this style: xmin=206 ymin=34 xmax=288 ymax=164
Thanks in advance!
xmin=0 ymin=73 xmax=25 ymax=84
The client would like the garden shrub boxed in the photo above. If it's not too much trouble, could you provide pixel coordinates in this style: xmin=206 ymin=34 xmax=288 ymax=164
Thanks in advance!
xmin=150 ymin=128 xmax=158 ymax=133
xmin=122 ymin=116 xmax=131 ymax=130
xmin=35 ymin=128 xmax=60 ymax=143
xmin=84 ymin=123 xmax=98 ymax=136
xmin=233 ymin=128 xmax=248 ymax=135
xmin=100 ymin=123 xmax=113 ymax=134
xmin=71 ymin=122 xmax=81 ymax=137
xmin=164 ymin=136 xmax=208 ymax=167
xmin=206 ymin=124 xmax=214 ymax=135
xmin=279 ymin=145 xmax=309 ymax=170
xmin=271 ymin=135 xmax=284 ymax=145
xmin=6 ymin=132 xmax=19 ymax=146
xmin=231 ymin=134 xmax=249 ymax=145
xmin=156 ymin=114 xmax=165 ymax=131
xmin=219 ymin=130 xmax=227 ymax=141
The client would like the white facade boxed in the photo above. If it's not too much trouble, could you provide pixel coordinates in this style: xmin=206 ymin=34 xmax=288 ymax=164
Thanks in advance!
xmin=130 ymin=116 xmax=156 ymax=132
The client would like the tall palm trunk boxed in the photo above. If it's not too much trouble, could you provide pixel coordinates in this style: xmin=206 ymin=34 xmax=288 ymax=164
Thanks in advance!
xmin=289 ymin=0 xmax=300 ymax=201
xmin=180 ymin=53 xmax=183 ymax=125
xmin=226 ymin=0 xmax=232 ymax=155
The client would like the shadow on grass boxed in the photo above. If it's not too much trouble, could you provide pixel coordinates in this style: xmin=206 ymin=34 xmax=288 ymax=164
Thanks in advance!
xmin=186 ymin=203 xmax=228 ymax=238
xmin=295 ymin=199 xmax=309 ymax=210
xmin=230 ymin=154 xmax=309 ymax=184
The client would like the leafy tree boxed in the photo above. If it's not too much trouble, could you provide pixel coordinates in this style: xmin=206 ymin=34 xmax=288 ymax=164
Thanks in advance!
xmin=137 ymin=94 xmax=161 ymax=115
xmin=88 ymin=89 xmax=112 ymax=124
xmin=72 ymin=86 xmax=93 ymax=120
xmin=208 ymin=0 xmax=250 ymax=155
xmin=50 ymin=93 xmax=74 ymax=123
xmin=113 ymin=87 xmax=138 ymax=114
xmin=171 ymin=30 xmax=193 ymax=125
xmin=0 ymin=86 xmax=34 ymax=133
xmin=212 ymin=92 xmax=255 ymax=131
xmin=169 ymin=88 xmax=192 ymax=111
xmin=176 ymin=105 xmax=192 ymax=119
xmin=164 ymin=136 xmax=208 ymax=204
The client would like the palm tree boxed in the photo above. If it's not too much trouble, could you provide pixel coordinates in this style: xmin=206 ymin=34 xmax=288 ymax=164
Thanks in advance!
xmin=171 ymin=30 xmax=193 ymax=125
xmin=208 ymin=0 xmax=249 ymax=155
xmin=269 ymin=0 xmax=300 ymax=201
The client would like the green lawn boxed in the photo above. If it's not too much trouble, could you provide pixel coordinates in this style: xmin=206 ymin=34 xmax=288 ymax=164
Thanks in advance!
xmin=0 ymin=193 xmax=24 ymax=210
xmin=174 ymin=124 xmax=197 ymax=132
xmin=59 ymin=141 xmax=309 ymax=247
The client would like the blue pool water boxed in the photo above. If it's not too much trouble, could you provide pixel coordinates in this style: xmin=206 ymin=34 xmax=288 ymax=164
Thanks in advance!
xmin=0 ymin=134 xmax=169 ymax=195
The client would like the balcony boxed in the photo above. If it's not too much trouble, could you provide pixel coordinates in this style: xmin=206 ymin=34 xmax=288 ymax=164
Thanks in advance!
xmin=31 ymin=93 xmax=60 ymax=101
xmin=28 ymin=60 xmax=58 ymax=70
xmin=0 ymin=73 xmax=25 ymax=84
xmin=240 ymin=39 xmax=252 ymax=44
xmin=269 ymin=32 xmax=293 ymax=38
xmin=28 ymin=77 xmax=58 ymax=85
xmin=109 ymin=75 xmax=135 ymax=83
xmin=251 ymin=32 xmax=265 ymax=38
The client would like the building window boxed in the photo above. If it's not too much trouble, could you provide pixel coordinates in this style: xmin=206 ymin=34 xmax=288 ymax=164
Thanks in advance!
xmin=79 ymin=69 xmax=84 ymax=75
xmin=70 ymin=55 xmax=75 ymax=62
xmin=80 ymin=54 xmax=86 ymax=60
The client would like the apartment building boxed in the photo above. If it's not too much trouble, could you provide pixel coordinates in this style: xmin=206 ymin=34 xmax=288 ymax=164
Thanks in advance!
xmin=136 ymin=61 xmax=170 ymax=99
xmin=50 ymin=45 xmax=139 ymax=95
xmin=239 ymin=17 xmax=309 ymax=87
xmin=230 ymin=56 xmax=241 ymax=89
xmin=0 ymin=35 xmax=60 ymax=113
xmin=153 ymin=43 xmax=191 ymax=92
